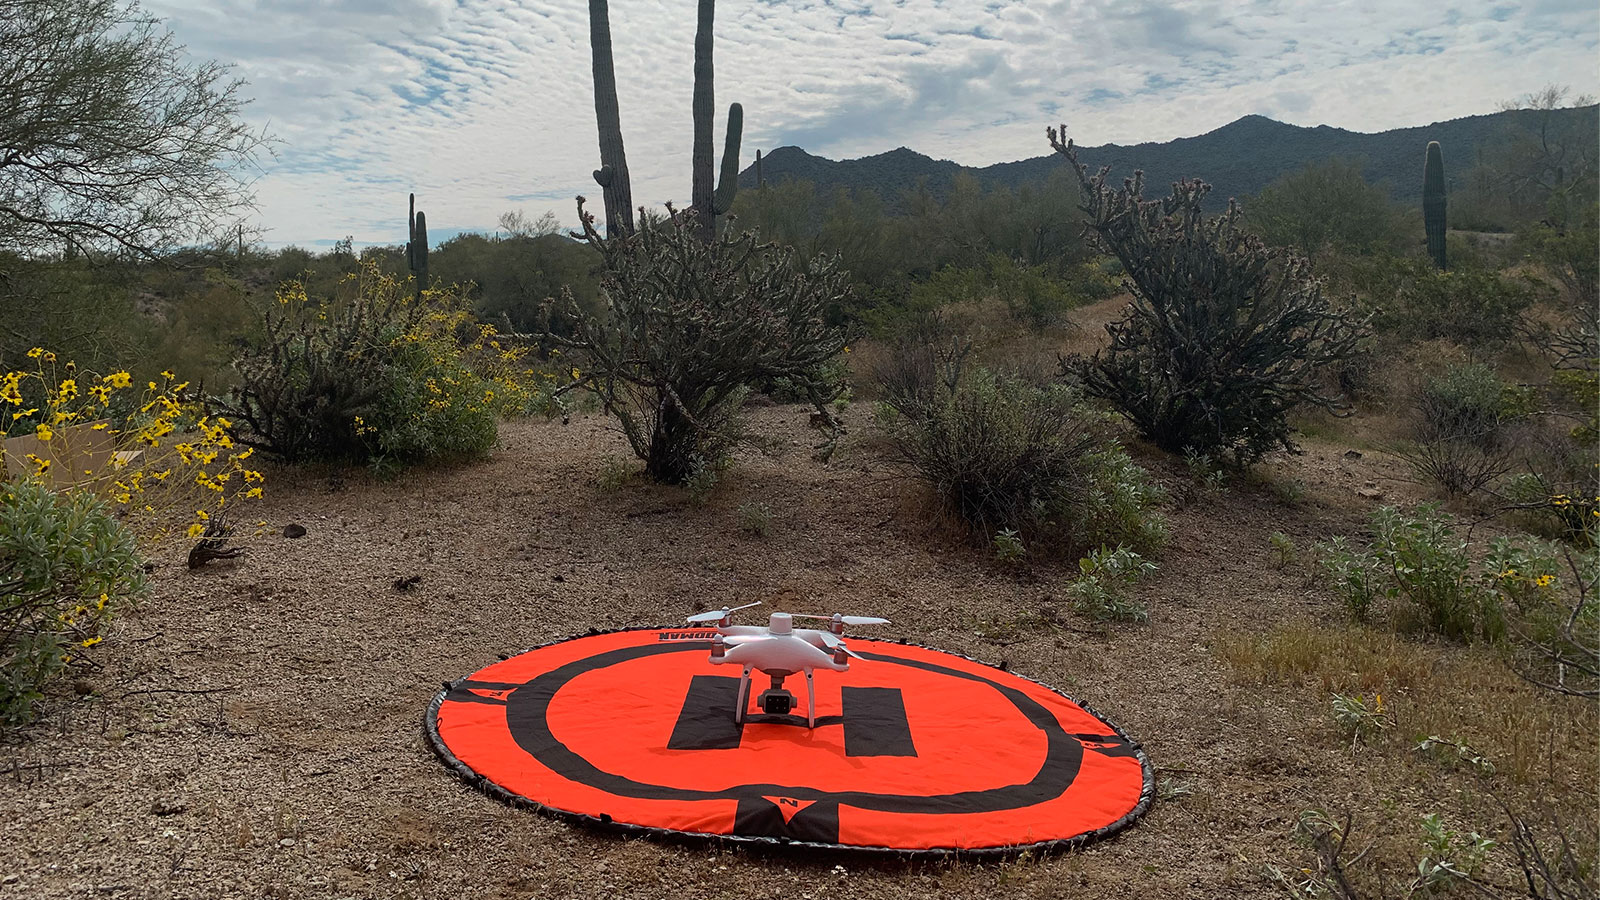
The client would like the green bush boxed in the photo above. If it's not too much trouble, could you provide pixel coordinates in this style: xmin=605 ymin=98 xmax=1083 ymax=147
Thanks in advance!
xmin=371 ymin=335 xmax=498 ymax=466
xmin=1 ymin=480 xmax=146 ymax=727
xmin=882 ymin=367 xmax=1166 ymax=556
xmin=1320 ymin=505 xmax=1503 ymax=641
xmin=1353 ymin=256 xmax=1535 ymax=349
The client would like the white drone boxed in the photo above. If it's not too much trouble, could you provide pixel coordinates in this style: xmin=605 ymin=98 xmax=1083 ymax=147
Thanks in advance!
xmin=685 ymin=601 xmax=889 ymax=728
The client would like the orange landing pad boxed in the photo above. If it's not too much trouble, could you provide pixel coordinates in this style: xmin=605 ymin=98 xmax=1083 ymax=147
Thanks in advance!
xmin=425 ymin=628 xmax=1151 ymax=853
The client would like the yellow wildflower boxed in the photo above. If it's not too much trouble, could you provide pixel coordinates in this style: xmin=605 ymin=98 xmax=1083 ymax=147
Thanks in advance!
xmin=80 ymin=636 xmax=102 ymax=648
xmin=34 ymin=423 xmax=53 ymax=441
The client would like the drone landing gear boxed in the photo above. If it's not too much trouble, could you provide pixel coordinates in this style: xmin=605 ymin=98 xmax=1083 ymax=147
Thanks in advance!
xmin=736 ymin=669 xmax=817 ymax=728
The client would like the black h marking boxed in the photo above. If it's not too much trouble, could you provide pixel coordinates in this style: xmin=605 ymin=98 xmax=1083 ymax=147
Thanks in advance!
xmin=842 ymin=687 xmax=916 ymax=757
xmin=667 ymin=675 xmax=745 ymax=750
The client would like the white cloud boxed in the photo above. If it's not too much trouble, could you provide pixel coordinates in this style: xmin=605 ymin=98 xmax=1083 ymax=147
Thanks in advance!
xmin=144 ymin=0 xmax=1599 ymax=247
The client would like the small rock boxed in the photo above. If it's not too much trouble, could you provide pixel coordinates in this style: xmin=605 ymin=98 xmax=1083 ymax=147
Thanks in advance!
xmin=393 ymin=574 xmax=422 ymax=592
xmin=150 ymin=798 xmax=185 ymax=817
xmin=1344 ymin=449 xmax=1363 ymax=459
xmin=283 ymin=524 xmax=307 ymax=539
xmin=278 ymin=838 xmax=295 ymax=847
xmin=1357 ymin=487 xmax=1385 ymax=501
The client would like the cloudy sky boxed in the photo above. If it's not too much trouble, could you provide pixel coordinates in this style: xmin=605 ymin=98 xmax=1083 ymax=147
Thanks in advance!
xmin=144 ymin=0 xmax=1599 ymax=248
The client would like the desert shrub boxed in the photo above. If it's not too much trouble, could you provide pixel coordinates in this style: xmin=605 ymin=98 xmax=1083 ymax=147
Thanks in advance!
xmin=987 ymin=254 xmax=1074 ymax=329
xmin=1396 ymin=364 xmax=1536 ymax=497
xmin=1352 ymin=256 xmax=1535 ymax=349
xmin=871 ymin=313 xmax=973 ymax=419
xmin=1066 ymin=545 xmax=1156 ymax=623
xmin=1 ymin=480 xmax=146 ymax=727
xmin=1317 ymin=504 xmax=1597 ymax=654
xmin=216 ymin=263 xmax=517 ymax=467
xmin=1318 ymin=505 xmax=1500 ymax=641
xmin=540 ymin=202 xmax=850 ymax=484
xmin=882 ymin=367 xmax=1166 ymax=556
xmin=1049 ymin=132 xmax=1366 ymax=466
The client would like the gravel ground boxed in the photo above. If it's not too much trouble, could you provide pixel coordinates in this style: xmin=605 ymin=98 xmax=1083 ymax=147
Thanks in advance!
xmin=0 ymin=403 xmax=1588 ymax=899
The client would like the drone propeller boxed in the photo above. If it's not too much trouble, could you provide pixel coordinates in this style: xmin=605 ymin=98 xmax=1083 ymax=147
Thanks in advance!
xmin=686 ymin=601 xmax=763 ymax=624
xmin=815 ymin=630 xmax=861 ymax=658
xmin=792 ymin=614 xmax=891 ymax=626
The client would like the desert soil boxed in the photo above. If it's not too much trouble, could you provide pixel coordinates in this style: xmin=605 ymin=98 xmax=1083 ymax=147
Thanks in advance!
xmin=0 ymin=398 xmax=1589 ymax=899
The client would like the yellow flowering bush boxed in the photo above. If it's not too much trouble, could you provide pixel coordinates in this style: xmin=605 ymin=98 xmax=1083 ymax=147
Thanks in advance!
xmin=215 ymin=261 xmax=554 ymax=467
xmin=3 ymin=355 xmax=263 ymax=543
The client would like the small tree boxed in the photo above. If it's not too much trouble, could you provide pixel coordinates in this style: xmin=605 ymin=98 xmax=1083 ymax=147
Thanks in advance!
xmin=1048 ymin=126 xmax=1366 ymax=465
xmin=0 ymin=0 xmax=267 ymax=258
xmin=539 ymin=199 xmax=850 ymax=484
xmin=1246 ymin=158 xmax=1405 ymax=257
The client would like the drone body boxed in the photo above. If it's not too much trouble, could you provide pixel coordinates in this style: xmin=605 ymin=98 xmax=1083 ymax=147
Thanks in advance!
xmin=685 ymin=604 xmax=888 ymax=728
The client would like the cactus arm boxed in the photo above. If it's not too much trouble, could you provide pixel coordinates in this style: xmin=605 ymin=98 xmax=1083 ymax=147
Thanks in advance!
xmin=407 ymin=192 xmax=416 ymax=273
xmin=713 ymin=102 xmax=742 ymax=216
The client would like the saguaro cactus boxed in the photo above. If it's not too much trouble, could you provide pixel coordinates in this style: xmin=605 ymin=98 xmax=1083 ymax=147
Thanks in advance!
xmin=411 ymin=210 xmax=429 ymax=298
xmin=406 ymin=192 xmax=415 ymax=271
xmin=1423 ymin=141 xmax=1447 ymax=270
xmin=589 ymin=0 xmax=635 ymax=238
xmin=755 ymin=149 xmax=764 ymax=189
xmin=689 ymin=0 xmax=741 ymax=242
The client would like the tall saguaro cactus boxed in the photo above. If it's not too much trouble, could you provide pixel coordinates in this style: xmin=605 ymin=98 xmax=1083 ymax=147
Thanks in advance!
xmin=755 ymin=149 xmax=764 ymax=189
xmin=689 ymin=0 xmax=742 ymax=242
xmin=589 ymin=0 xmax=635 ymax=238
xmin=1423 ymin=141 xmax=1447 ymax=270
xmin=406 ymin=193 xmax=415 ymax=271
xmin=411 ymin=210 xmax=429 ymax=299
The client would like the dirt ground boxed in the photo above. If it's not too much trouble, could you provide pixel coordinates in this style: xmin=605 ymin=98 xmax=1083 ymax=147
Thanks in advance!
xmin=1 ymin=397 xmax=1592 ymax=899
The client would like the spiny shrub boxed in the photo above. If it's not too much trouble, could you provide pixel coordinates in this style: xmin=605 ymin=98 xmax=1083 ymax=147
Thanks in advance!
xmin=881 ymin=366 xmax=1166 ymax=557
xmin=1 ymin=481 xmax=145 ymax=727
xmin=217 ymin=262 xmax=514 ymax=467
xmin=1048 ymin=129 xmax=1366 ymax=466
xmin=539 ymin=200 xmax=850 ymax=484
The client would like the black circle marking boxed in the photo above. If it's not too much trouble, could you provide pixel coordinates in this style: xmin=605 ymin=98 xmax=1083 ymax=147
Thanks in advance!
xmin=503 ymin=641 xmax=1082 ymax=813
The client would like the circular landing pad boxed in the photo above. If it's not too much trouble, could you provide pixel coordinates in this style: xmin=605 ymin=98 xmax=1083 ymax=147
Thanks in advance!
xmin=425 ymin=628 xmax=1151 ymax=853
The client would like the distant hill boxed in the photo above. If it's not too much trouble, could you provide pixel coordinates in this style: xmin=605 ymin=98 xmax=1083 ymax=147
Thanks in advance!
xmin=739 ymin=106 xmax=1599 ymax=206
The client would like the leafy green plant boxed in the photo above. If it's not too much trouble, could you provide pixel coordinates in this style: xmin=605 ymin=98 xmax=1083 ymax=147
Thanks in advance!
xmin=1318 ymin=535 xmax=1383 ymax=622
xmin=1050 ymin=129 xmax=1367 ymax=466
xmin=992 ymin=528 xmax=1026 ymax=564
xmin=1269 ymin=532 xmax=1298 ymax=569
xmin=1395 ymin=363 xmax=1535 ymax=497
xmin=1 ymin=480 xmax=146 ymax=727
xmin=1330 ymin=691 xmax=1390 ymax=744
xmin=1066 ymin=545 xmax=1156 ymax=623
xmin=737 ymin=501 xmax=772 ymax=538
xmin=1414 ymin=813 xmax=1495 ymax=893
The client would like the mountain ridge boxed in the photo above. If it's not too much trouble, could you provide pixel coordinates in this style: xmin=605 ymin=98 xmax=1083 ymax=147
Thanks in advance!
xmin=738 ymin=106 xmax=1599 ymax=206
